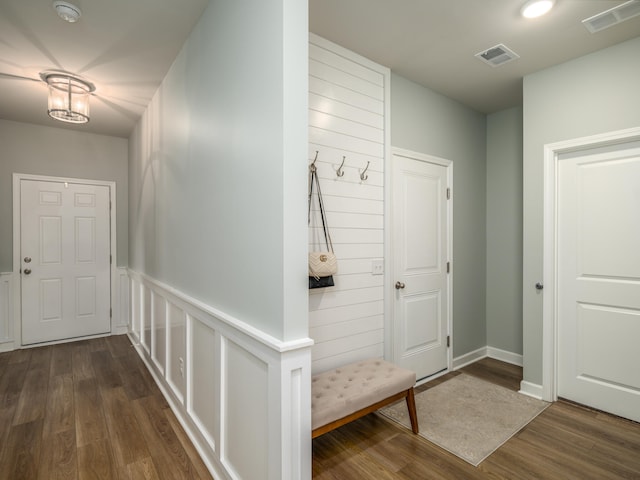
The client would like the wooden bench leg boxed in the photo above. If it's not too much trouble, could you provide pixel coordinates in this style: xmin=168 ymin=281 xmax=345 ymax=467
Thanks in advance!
xmin=405 ymin=387 xmax=419 ymax=434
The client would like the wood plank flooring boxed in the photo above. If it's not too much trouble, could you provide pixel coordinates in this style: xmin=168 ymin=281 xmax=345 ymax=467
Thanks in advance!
xmin=313 ymin=358 xmax=640 ymax=479
xmin=3 ymin=339 xmax=639 ymax=479
xmin=0 ymin=335 xmax=212 ymax=480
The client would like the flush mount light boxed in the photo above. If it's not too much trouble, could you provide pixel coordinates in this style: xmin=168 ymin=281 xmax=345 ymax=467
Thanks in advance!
xmin=521 ymin=0 xmax=555 ymax=18
xmin=53 ymin=1 xmax=82 ymax=23
xmin=40 ymin=71 xmax=95 ymax=124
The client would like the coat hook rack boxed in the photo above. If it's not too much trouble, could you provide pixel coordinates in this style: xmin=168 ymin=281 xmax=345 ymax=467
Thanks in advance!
xmin=336 ymin=156 xmax=346 ymax=177
xmin=360 ymin=161 xmax=370 ymax=181
xmin=310 ymin=150 xmax=318 ymax=172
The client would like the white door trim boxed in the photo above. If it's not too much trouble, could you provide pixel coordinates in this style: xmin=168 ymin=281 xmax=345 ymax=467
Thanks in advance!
xmin=541 ymin=126 xmax=640 ymax=403
xmin=12 ymin=173 xmax=117 ymax=347
xmin=386 ymin=147 xmax=453 ymax=373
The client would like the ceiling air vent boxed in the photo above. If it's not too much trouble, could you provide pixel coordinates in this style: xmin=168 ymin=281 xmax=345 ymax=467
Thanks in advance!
xmin=474 ymin=44 xmax=520 ymax=67
xmin=582 ymin=0 xmax=640 ymax=33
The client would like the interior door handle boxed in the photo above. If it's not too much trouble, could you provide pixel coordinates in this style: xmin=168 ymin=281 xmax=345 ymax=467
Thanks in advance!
xmin=24 ymin=268 xmax=32 ymax=275
xmin=395 ymin=281 xmax=405 ymax=289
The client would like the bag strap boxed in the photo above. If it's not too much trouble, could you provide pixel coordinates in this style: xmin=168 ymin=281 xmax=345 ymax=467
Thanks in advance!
xmin=308 ymin=164 xmax=334 ymax=253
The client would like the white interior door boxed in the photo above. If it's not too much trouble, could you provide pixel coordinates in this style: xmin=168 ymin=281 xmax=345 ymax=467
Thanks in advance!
xmin=392 ymin=152 xmax=450 ymax=380
xmin=20 ymin=179 xmax=111 ymax=345
xmin=557 ymin=145 xmax=640 ymax=422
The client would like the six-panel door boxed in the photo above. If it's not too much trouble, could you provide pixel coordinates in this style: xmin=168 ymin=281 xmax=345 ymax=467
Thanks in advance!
xmin=20 ymin=179 xmax=111 ymax=345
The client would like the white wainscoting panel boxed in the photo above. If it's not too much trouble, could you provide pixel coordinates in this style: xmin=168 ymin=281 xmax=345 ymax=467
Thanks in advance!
xmin=168 ymin=301 xmax=187 ymax=404
xmin=142 ymin=284 xmax=151 ymax=355
xmin=0 ymin=273 xmax=13 ymax=349
xmin=222 ymin=338 xmax=269 ymax=479
xmin=128 ymin=269 xmax=313 ymax=480
xmin=308 ymin=34 xmax=390 ymax=375
xmin=189 ymin=316 xmax=218 ymax=447
xmin=114 ymin=267 xmax=130 ymax=333
xmin=152 ymin=291 xmax=167 ymax=375
xmin=130 ymin=277 xmax=141 ymax=341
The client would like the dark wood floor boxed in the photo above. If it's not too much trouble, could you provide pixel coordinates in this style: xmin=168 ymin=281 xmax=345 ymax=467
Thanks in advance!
xmin=0 ymin=335 xmax=212 ymax=480
xmin=313 ymin=358 xmax=640 ymax=479
xmin=3 ymin=340 xmax=639 ymax=479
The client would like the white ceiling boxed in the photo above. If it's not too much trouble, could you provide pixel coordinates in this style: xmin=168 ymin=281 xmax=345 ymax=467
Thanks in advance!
xmin=1 ymin=0 xmax=639 ymax=138
xmin=0 ymin=0 xmax=209 ymax=138
xmin=309 ymin=0 xmax=640 ymax=114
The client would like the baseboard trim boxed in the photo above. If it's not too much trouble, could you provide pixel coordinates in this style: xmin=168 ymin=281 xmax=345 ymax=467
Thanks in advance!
xmin=487 ymin=346 xmax=523 ymax=367
xmin=453 ymin=345 xmax=524 ymax=370
xmin=519 ymin=381 xmax=544 ymax=400
xmin=453 ymin=347 xmax=487 ymax=370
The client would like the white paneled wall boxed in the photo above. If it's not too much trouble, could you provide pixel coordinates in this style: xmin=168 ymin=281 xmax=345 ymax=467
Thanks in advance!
xmin=0 ymin=273 xmax=12 ymax=350
xmin=308 ymin=35 xmax=390 ymax=374
xmin=128 ymin=270 xmax=312 ymax=480
xmin=114 ymin=267 xmax=130 ymax=333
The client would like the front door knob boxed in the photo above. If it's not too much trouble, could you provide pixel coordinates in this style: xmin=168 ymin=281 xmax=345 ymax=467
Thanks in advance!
xmin=395 ymin=281 xmax=405 ymax=289
xmin=24 ymin=268 xmax=32 ymax=275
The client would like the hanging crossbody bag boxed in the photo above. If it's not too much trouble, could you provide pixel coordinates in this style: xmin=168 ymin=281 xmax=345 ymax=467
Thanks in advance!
xmin=308 ymin=163 xmax=337 ymax=288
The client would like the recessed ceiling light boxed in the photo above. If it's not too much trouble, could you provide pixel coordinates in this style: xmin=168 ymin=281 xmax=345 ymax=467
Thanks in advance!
xmin=521 ymin=0 xmax=555 ymax=19
xmin=53 ymin=1 xmax=82 ymax=23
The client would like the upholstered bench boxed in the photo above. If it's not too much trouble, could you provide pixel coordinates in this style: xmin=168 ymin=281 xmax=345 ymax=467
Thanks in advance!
xmin=311 ymin=358 xmax=419 ymax=438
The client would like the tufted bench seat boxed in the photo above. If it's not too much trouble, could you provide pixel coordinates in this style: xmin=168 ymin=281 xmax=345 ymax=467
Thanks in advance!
xmin=311 ymin=358 xmax=419 ymax=438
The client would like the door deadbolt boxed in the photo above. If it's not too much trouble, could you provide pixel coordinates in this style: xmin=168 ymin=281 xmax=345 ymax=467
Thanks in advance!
xmin=395 ymin=281 xmax=405 ymax=290
xmin=24 ymin=256 xmax=31 ymax=263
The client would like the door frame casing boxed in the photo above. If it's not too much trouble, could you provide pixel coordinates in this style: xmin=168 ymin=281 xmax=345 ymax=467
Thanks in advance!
xmin=385 ymin=147 xmax=453 ymax=377
xmin=541 ymin=126 xmax=640 ymax=403
xmin=12 ymin=173 xmax=117 ymax=348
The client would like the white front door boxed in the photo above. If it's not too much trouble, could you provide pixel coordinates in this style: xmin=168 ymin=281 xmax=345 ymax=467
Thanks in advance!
xmin=557 ymin=144 xmax=640 ymax=422
xmin=392 ymin=151 xmax=450 ymax=380
xmin=20 ymin=179 xmax=111 ymax=345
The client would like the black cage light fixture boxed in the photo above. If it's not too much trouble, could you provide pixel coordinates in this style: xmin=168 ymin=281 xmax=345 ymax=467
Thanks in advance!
xmin=40 ymin=71 xmax=95 ymax=124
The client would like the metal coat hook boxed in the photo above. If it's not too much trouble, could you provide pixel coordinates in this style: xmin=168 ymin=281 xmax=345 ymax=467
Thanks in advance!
xmin=310 ymin=150 xmax=318 ymax=172
xmin=360 ymin=161 xmax=370 ymax=181
xmin=336 ymin=156 xmax=346 ymax=177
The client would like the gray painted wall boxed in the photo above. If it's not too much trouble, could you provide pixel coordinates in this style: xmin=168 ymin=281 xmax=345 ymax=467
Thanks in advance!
xmin=128 ymin=0 xmax=308 ymax=342
xmin=522 ymin=36 xmax=640 ymax=384
xmin=486 ymin=107 xmax=523 ymax=355
xmin=390 ymin=73 xmax=487 ymax=357
xmin=0 ymin=119 xmax=129 ymax=271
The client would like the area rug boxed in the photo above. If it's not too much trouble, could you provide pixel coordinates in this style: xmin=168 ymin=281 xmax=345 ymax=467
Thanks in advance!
xmin=378 ymin=373 xmax=549 ymax=466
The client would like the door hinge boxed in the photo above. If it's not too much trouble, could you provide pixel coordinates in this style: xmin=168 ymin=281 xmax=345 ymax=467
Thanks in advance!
xmin=446 ymin=188 xmax=451 ymax=200
xmin=110 ymin=254 xmax=112 ymax=265
xmin=447 ymin=335 xmax=451 ymax=348
xmin=110 ymin=308 xmax=112 ymax=318
xmin=447 ymin=261 xmax=450 ymax=273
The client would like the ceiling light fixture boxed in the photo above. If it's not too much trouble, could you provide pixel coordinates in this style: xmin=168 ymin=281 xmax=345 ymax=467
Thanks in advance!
xmin=521 ymin=0 xmax=555 ymax=18
xmin=40 ymin=71 xmax=95 ymax=124
xmin=52 ymin=1 xmax=82 ymax=23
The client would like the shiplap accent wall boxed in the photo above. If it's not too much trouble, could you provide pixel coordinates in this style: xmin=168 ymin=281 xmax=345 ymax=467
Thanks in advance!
xmin=308 ymin=34 xmax=390 ymax=374
xmin=128 ymin=270 xmax=312 ymax=480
